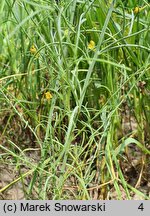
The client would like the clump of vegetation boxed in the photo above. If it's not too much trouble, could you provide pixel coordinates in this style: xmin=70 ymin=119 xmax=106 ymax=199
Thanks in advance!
xmin=0 ymin=0 xmax=150 ymax=200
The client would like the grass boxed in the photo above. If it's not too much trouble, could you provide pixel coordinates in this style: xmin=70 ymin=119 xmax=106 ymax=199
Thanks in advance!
xmin=0 ymin=0 xmax=150 ymax=200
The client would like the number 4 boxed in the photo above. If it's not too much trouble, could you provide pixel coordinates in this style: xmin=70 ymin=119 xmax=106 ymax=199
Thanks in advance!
xmin=138 ymin=203 xmax=144 ymax=211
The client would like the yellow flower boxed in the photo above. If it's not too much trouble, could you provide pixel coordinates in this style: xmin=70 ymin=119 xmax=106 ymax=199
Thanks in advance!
xmin=98 ymin=95 xmax=106 ymax=106
xmin=30 ymin=45 xmax=37 ymax=54
xmin=88 ymin=40 xmax=95 ymax=50
xmin=45 ymin=91 xmax=52 ymax=101
xmin=133 ymin=7 xmax=142 ymax=14
xmin=64 ymin=29 xmax=69 ymax=37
